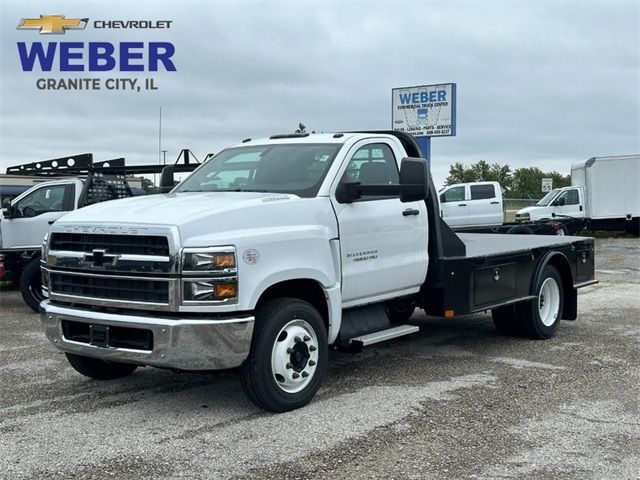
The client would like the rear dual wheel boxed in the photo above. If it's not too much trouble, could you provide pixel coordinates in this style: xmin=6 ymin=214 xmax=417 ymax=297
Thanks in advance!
xmin=492 ymin=265 xmax=564 ymax=339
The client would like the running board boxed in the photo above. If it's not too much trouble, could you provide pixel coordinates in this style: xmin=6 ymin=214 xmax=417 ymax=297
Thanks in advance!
xmin=350 ymin=325 xmax=420 ymax=348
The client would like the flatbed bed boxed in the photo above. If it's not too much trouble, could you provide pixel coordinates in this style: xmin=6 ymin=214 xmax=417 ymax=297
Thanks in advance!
xmin=457 ymin=233 xmax=591 ymax=258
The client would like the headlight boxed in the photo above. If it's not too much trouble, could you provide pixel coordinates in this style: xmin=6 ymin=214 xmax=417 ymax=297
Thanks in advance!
xmin=41 ymin=233 xmax=49 ymax=263
xmin=181 ymin=247 xmax=238 ymax=304
xmin=516 ymin=212 xmax=530 ymax=222
xmin=182 ymin=247 xmax=236 ymax=273
xmin=183 ymin=279 xmax=238 ymax=302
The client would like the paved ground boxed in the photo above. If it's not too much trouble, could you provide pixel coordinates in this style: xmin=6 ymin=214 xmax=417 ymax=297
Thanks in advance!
xmin=0 ymin=238 xmax=638 ymax=480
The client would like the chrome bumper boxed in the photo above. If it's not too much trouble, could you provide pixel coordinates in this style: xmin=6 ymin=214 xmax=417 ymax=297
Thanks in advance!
xmin=40 ymin=300 xmax=254 ymax=370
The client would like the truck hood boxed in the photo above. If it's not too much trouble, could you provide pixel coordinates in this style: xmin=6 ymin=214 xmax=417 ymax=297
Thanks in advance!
xmin=53 ymin=192 xmax=338 ymax=246
xmin=516 ymin=206 xmax=545 ymax=215
xmin=62 ymin=192 xmax=297 ymax=225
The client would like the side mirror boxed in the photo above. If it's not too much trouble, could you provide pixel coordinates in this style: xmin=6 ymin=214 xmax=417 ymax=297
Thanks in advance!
xmin=1 ymin=198 xmax=14 ymax=218
xmin=335 ymin=180 xmax=361 ymax=204
xmin=399 ymin=157 xmax=429 ymax=203
xmin=552 ymin=198 xmax=565 ymax=207
xmin=159 ymin=165 xmax=175 ymax=193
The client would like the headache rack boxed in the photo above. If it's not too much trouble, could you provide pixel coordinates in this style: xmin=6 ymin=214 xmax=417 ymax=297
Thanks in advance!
xmin=5 ymin=150 xmax=204 ymax=207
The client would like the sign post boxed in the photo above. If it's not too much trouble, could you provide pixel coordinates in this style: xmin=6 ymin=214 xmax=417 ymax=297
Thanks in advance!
xmin=392 ymin=83 xmax=457 ymax=164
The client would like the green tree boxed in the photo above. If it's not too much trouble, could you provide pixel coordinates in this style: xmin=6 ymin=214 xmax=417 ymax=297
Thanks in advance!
xmin=445 ymin=160 xmax=512 ymax=186
xmin=141 ymin=177 xmax=158 ymax=194
xmin=445 ymin=160 xmax=570 ymax=198
xmin=509 ymin=168 xmax=571 ymax=198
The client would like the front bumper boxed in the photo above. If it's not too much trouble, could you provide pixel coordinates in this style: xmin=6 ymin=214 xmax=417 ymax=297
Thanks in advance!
xmin=40 ymin=300 xmax=254 ymax=370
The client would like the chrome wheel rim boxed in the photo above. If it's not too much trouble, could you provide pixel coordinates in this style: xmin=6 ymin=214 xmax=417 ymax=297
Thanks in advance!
xmin=271 ymin=319 xmax=319 ymax=393
xmin=538 ymin=278 xmax=560 ymax=327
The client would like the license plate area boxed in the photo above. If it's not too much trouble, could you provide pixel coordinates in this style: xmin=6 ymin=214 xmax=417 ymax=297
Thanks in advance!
xmin=62 ymin=320 xmax=154 ymax=351
xmin=89 ymin=324 xmax=110 ymax=347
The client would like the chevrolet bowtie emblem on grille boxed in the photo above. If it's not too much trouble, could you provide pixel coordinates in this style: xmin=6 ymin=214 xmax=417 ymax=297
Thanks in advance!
xmin=84 ymin=249 xmax=117 ymax=268
xmin=17 ymin=15 xmax=88 ymax=34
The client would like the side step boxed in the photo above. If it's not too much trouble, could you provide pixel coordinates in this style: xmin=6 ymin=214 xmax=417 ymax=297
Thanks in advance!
xmin=350 ymin=324 xmax=420 ymax=348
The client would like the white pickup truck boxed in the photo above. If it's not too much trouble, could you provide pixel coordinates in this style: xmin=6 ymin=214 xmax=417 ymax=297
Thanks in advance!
xmin=40 ymin=132 xmax=597 ymax=412
xmin=1 ymin=153 xmax=199 ymax=311
xmin=439 ymin=181 xmax=503 ymax=227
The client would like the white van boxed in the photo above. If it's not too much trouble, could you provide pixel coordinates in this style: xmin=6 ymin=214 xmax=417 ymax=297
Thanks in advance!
xmin=439 ymin=181 xmax=503 ymax=227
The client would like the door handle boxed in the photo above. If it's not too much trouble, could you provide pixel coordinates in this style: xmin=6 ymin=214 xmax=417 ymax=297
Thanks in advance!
xmin=402 ymin=208 xmax=420 ymax=216
xmin=458 ymin=203 xmax=467 ymax=207
xmin=490 ymin=201 xmax=499 ymax=204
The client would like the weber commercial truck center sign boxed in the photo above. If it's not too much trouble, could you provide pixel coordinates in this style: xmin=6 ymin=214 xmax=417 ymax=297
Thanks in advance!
xmin=392 ymin=83 xmax=457 ymax=137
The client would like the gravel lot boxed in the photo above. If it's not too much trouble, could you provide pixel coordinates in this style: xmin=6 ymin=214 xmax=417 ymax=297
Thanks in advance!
xmin=1 ymin=237 xmax=638 ymax=480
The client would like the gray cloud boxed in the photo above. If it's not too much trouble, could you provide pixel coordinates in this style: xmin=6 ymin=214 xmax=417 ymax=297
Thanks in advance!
xmin=0 ymin=1 xmax=638 ymax=187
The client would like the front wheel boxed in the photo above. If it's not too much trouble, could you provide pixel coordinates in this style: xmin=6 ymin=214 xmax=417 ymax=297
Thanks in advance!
xmin=240 ymin=298 xmax=328 ymax=412
xmin=20 ymin=258 xmax=45 ymax=313
xmin=517 ymin=265 xmax=564 ymax=339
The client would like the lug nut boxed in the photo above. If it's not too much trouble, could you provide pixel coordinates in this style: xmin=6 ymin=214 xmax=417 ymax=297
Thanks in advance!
xmin=308 ymin=360 xmax=316 ymax=366
xmin=287 ymin=347 xmax=294 ymax=354
xmin=294 ymin=336 xmax=302 ymax=343
xmin=302 ymin=371 xmax=309 ymax=378
xmin=309 ymin=345 xmax=317 ymax=352
xmin=286 ymin=362 xmax=293 ymax=369
xmin=292 ymin=372 xmax=300 ymax=379
xmin=303 ymin=335 xmax=310 ymax=342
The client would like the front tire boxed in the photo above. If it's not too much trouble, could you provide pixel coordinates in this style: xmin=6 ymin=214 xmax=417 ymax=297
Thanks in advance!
xmin=240 ymin=298 xmax=328 ymax=412
xmin=20 ymin=258 xmax=45 ymax=313
xmin=65 ymin=353 xmax=138 ymax=380
xmin=517 ymin=265 xmax=564 ymax=339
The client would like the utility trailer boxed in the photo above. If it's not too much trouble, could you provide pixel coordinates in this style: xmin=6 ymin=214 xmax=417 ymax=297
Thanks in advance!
xmin=1 ymin=151 xmax=201 ymax=311
xmin=39 ymin=131 xmax=597 ymax=412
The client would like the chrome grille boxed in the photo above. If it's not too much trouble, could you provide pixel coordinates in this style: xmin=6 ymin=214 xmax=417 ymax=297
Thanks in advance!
xmin=51 ymin=272 xmax=170 ymax=304
xmin=50 ymin=233 xmax=170 ymax=256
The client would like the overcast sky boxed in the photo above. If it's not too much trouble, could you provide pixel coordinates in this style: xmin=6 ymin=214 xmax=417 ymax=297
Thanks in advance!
xmin=0 ymin=0 xmax=638 ymax=187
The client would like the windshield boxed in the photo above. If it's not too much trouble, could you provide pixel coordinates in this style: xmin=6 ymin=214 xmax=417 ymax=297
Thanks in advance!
xmin=175 ymin=143 xmax=341 ymax=197
xmin=536 ymin=189 xmax=560 ymax=206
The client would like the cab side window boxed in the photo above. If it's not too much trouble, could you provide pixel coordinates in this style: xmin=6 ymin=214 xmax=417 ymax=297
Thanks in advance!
xmin=440 ymin=186 xmax=465 ymax=203
xmin=470 ymin=184 xmax=495 ymax=200
xmin=14 ymin=185 xmax=69 ymax=218
xmin=344 ymin=144 xmax=399 ymax=187
xmin=556 ymin=189 xmax=579 ymax=206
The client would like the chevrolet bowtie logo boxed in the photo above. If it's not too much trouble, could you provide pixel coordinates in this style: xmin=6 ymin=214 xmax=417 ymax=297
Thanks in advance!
xmin=84 ymin=249 xmax=118 ymax=268
xmin=17 ymin=15 xmax=88 ymax=34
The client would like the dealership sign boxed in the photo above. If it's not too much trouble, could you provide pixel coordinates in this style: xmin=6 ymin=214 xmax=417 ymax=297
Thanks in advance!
xmin=392 ymin=83 xmax=456 ymax=137
xmin=15 ymin=14 xmax=176 ymax=92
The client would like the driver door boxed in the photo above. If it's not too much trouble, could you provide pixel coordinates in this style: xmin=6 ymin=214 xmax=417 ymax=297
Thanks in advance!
xmin=1 ymin=183 xmax=74 ymax=249
xmin=331 ymin=141 xmax=427 ymax=305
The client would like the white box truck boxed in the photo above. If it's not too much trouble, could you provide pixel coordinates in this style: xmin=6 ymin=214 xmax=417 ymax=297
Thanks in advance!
xmin=516 ymin=155 xmax=640 ymax=235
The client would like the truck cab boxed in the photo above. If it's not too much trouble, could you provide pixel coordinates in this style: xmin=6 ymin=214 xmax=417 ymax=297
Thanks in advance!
xmin=516 ymin=186 xmax=586 ymax=222
xmin=1 ymin=178 xmax=83 ymax=251
xmin=439 ymin=181 xmax=503 ymax=227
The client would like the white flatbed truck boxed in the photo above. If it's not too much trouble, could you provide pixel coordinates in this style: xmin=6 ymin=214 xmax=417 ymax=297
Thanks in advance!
xmin=39 ymin=131 xmax=597 ymax=412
